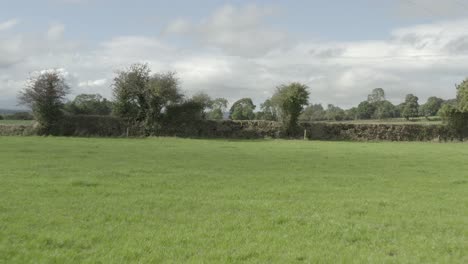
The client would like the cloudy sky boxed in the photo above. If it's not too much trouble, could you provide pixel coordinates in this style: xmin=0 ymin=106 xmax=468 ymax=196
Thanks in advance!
xmin=1 ymin=0 xmax=468 ymax=109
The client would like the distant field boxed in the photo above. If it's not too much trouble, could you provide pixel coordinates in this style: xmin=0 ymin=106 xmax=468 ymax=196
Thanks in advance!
xmin=0 ymin=120 xmax=34 ymax=126
xmin=314 ymin=117 xmax=443 ymax=125
xmin=0 ymin=137 xmax=467 ymax=263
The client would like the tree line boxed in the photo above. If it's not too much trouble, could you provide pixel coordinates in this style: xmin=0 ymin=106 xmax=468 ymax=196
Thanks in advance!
xmin=15 ymin=63 xmax=468 ymax=137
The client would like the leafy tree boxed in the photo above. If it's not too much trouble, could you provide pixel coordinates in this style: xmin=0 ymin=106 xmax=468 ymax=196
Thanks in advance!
xmin=112 ymin=63 xmax=183 ymax=133
xmin=300 ymin=104 xmax=326 ymax=121
xmin=439 ymin=104 xmax=468 ymax=140
xmin=164 ymin=100 xmax=205 ymax=125
xmin=271 ymin=83 xmax=309 ymax=135
xmin=456 ymin=78 xmax=468 ymax=112
xmin=256 ymin=99 xmax=278 ymax=121
xmin=65 ymin=94 xmax=112 ymax=115
xmin=229 ymin=98 xmax=256 ymax=120
xmin=356 ymin=101 xmax=376 ymax=120
xmin=18 ymin=70 xmax=70 ymax=134
xmin=420 ymin=96 xmax=444 ymax=117
xmin=326 ymin=104 xmax=346 ymax=121
xmin=192 ymin=94 xmax=228 ymax=120
xmin=191 ymin=92 xmax=213 ymax=111
xmin=0 ymin=115 xmax=3 ymax=120
xmin=345 ymin=107 xmax=358 ymax=120
xmin=207 ymin=98 xmax=228 ymax=120
xmin=374 ymin=100 xmax=397 ymax=119
xmin=402 ymin=94 xmax=419 ymax=120
xmin=368 ymin=88 xmax=385 ymax=103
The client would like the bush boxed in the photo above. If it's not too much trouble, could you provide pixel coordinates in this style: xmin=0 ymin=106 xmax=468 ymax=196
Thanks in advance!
xmin=57 ymin=115 xmax=128 ymax=137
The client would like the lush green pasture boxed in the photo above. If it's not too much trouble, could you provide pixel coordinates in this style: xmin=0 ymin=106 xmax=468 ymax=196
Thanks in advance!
xmin=0 ymin=137 xmax=467 ymax=263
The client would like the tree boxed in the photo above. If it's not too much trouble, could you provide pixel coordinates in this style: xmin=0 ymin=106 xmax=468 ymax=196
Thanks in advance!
xmin=256 ymin=99 xmax=278 ymax=121
xmin=368 ymin=88 xmax=385 ymax=103
xmin=456 ymin=78 xmax=468 ymax=112
xmin=300 ymin=104 xmax=326 ymax=121
xmin=439 ymin=104 xmax=468 ymax=140
xmin=345 ymin=107 xmax=358 ymax=120
xmin=208 ymin=98 xmax=229 ymax=120
xmin=374 ymin=100 xmax=397 ymax=119
xmin=18 ymin=70 xmax=70 ymax=134
xmin=402 ymin=94 xmax=419 ymax=120
xmin=420 ymin=96 xmax=444 ymax=117
xmin=191 ymin=93 xmax=228 ymax=120
xmin=112 ymin=63 xmax=183 ymax=133
xmin=191 ymin=92 xmax=213 ymax=111
xmin=271 ymin=83 xmax=309 ymax=135
xmin=356 ymin=101 xmax=376 ymax=120
xmin=207 ymin=98 xmax=228 ymax=120
xmin=325 ymin=104 xmax=346 ymax=121
xmin=65 ymin=94 xmax=112 ymax=115
xmin=229 ymin=98 xmax=256 ymax=120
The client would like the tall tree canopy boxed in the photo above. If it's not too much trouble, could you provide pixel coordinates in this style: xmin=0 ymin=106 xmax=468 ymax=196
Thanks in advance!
xmin=112 ymin=63 xmax=183 ymax=132
xmin=229 ymin=98 xmax=256 ymax=120
xmin=272 ymin=83 xmax=309 ymax=134
xmin=402 ymin=94 xmax=419 ymax=120
xmin=456 ymin=78 xmax=468 ymax=112
xmin=65 ymin=94 xmax=112 ymax=115
xmin=420 ymin=96 xmax=444 ymax=117
xmin=367 ymin=88 xmax=385 ymax=103
xmin=18 ymin=70 xmax=70 ymax=134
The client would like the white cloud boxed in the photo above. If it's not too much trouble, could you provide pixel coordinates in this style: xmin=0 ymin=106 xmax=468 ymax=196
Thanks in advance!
xmin=164 ymin=4 xmax=288 ymax=57
xmin=78 ymin=79 xmax=107 ymax=87
xmin=396 ymin=0 xmax=468 ymax=18
xmin=0 ymin=19 xmax=19 ymax=31
xmin=47 ymin=23 xmax=65 ymax=40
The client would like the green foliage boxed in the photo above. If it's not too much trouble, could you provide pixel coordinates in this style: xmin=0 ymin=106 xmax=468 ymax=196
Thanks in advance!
xmin=65 ymin=94 xmax=112 ymax=115
xmin=439 ymin=104 xmax=468 ymax=140
xmin=325 ymin=104 xmax=346 ymax=121
xmin=256 ymin=99 xmax=278 ymax=121
xmin=229 ymin=98 xmax=256 ymax=120
xmin=163 ymin=100 xmax=205 ymax=125
xmin=18 ymin=71 xmax=70 ymax=135
xmin=300 ymin=104 xmax=326 ymax=121
xmin=0 ymin=115 xmax=3 ymax=120
xmin=356 ymin=101 xmax=376 ymax=119
xmin=420 ymin=96 xmax=444 ymax=117
xmin=191 ymin=92 xmax=213 ymax=110
xmin=456 ymin=78 xmax=468 ymax=112
xmin=402 ymin=94 xmax=419 ymax=120
xmin=112 ymin=63 xmax=183 ymax=133
xmin=367 ymin=88 xmax=385 ymax=103
xmin=1 ymin=137 xmax=467 ymax=263
xmin=373 ymin=100 xmax=397 ymax=119
xmin=192 ymin=95 xmax=228 ymax=120
xmin=271 ymin=82 xmax=309 ymax=134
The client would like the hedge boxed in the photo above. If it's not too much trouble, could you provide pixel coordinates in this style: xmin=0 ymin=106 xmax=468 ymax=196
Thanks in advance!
xmin=1 ymin=115 xmax=466 ymax=141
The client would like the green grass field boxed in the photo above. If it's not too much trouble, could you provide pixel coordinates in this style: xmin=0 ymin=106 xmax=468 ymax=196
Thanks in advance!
xmin=0 ymin=137 xmax=467 ymax=263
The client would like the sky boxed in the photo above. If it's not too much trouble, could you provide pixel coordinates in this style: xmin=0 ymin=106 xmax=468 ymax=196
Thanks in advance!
xmin=1 ymin=0 xmax=468 ymax=109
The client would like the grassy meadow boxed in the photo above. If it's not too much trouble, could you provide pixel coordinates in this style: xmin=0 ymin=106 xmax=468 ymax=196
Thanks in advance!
xmin=0 ymin=137 xmax=467 ymax=263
